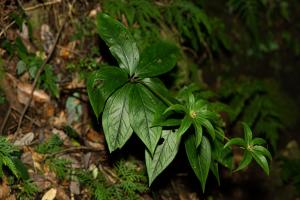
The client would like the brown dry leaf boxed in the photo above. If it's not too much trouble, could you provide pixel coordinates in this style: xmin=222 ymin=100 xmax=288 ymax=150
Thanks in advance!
xmin=43 ymin=103 xmax=55 ymax=119
xmin=41 ymin=24 xmax=55 ymax=54
xmin=86 ymin=129 xmax=104 ymax=143
xmin=52 ymin=128 xmax=67 ymax=141
xmin=4 ymin=195 xmax=16 ymax=200
xmin=84 ymin=140 xmax=105 ymax=150
xmin=88 ymin=6 xmax=101 ymax=17
xmin=21 ymin=151 xmax=34 ymax=167
xmin=65 ymin=73 xmax=85 ymax=89
xmin=31 ymin=174 xmax=52 ymax=191
xmin=0 ymin=178 xmax=10 ymax=199
xmin=70 ymin=180 xmax=80 ymax=195
xmin=56 ymin=187 xmax=70 ymax=200
xmin=59 ymin=41 xmax=77 ymax=59
xmin=41 ymin=188 xmax=57 ymax=200
xmin=52 ymin=111 xmax=67 ymax=128
xmin=83 ymin=152 xmax=91 ymax=169
xmin=0 ymin=47 xmax=5 ymax=56
xmin=17 ymin=82 xmax=50 ymax=105
xmin=31 ymin=151 xmax=44 ymax=171
xmin=1 ymin=73 xmax=22 ymax=111
xmin=14 ymin=132 xmax=34 ymax=146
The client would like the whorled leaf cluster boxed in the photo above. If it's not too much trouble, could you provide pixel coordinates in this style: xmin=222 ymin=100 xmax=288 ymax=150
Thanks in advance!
xmin=87 ymin=13 xmax=272 ymax=191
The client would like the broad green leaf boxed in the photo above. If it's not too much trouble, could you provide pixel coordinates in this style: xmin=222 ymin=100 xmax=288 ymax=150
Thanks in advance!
xmin=197 ymin=116 xmax=215 ymax=140
xmin=252 ymin=146 xmax=272 ymax=160
xmin=146 ymin=130 xmax=181 ymax=185
xmin=193 ymin=120 xmax=203 ymax=148
xmin=251 ymin=151 xmax=270 ymax=175
xmin=102 ymin=84 xmax=133 ymax=152
xmin=136 ymin=41 xmax=179 ymax=78
xmin=235 ymin=151 xmax=252 ymax=172
xmin=185 ymin=135 xmax=211 ymax=192
xmin=251 ymin=138 xmax=266 ymax=145
xmin=224 ymin=138 xmax=245 ymax=149
xmin=96 ymin=13 xmax=139 ymax=75
xmin=210 ymin=161 xmax=220 ymax=185
xmin=129 ymin=84 xmax=165 ymax=154
xmin=87 ymin=66 xmax=128 ymax=119
xmin=242 ymin=122 xmax=252 ymax=144
xmin=177 ymin=115 xmax=192 ymax=137
xmin=141 ymin=78 xmax=176 ymax=105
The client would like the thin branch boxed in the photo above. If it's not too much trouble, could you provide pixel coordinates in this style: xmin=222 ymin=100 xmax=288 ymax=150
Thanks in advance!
xmin=0 ymin=106 xmax=11 ymax=135
xmin=0 ymin=21 xmax=16 ymax=38
xmin=16 ymin=20 xmax=66 ymax=134
xmin=47 ymin=146 xmax=103 ymax=158
xmin=11 ymin=106 xmax=41 ymax=127
xmin=24 ymin=0 xmax=62 ymax=12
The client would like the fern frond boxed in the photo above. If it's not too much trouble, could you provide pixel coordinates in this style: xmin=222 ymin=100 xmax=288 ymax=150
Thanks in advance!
xmin=46 ymin=158 xmax=71 ymax=179
xmin=36 ymin=134 xmax=63 ymax=154
xmin=94 ymin=183 xmax=109 ymax=200
xmin=1 ymin=155 xmax=19 ymax=178
xmin=228 ymin=0 xmax=261 ymax=38
xmin=17 ymin=179 xmax=39 ymax=200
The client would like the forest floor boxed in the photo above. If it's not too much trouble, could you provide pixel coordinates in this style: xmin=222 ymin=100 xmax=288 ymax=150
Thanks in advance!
xmin=0 ymin=1 xmax=300 ymax=200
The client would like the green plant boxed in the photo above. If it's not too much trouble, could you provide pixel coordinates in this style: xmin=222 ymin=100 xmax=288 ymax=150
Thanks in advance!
xmin=228 ymin=0 xmax=261 ymax=39
xmin=0 ymin=137 xmax=28 ymax=180
xmin=16 ymin=179 xmax=39 ymax=200
xmin=224 ymin=123 xmax=271 ymax=174
xmin=87 ymin=13 xmax=271 ymax=192
xmin=46 ymin=158 xmax=71 ymax=179
xmin=0 ymin=137 xmax=38 ymax=199
xmin=114 ymin=160 xmax=148 ymax=199
xmin=218 ymin=78 xmax=298 ymax=149
xmin=35 ymin=135 xmax=73 ymax=180
xmin=75 ymin=160 xmax=148 ymax=200
xmin=1 ymin=37 xmax=59 ymax=98
xmin=36 ymin=134 xmax=63 ymax=154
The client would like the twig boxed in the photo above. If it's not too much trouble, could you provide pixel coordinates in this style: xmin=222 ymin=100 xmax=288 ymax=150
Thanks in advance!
xmin=0 ymin=106 xmax=11 ymax=135
xmin=11 ymin=106 xmax=41 ymax=127
xmin=24 ymin=0 xmax=62 ymax=12
xmin=47 ymin=146 xmax=103 ymax=158
xmin=16 ymin=20 xmax=66 ymax=134
xmin=16 ymin=0 xmax=26 ymax=12
xmin=0 ymin=21 xmax=16 ymax=38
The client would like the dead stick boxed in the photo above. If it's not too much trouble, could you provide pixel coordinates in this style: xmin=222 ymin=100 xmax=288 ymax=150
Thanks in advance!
xmin=47 ymin=146 xmax=103 ymax=158
xmin=24 ymin=0 xmax=62 ymax=12
xmin=16 ymin=20 xmax=66 ymax=134
xmin=0 ymin=106 xmax=11 ymax=135
xmin=0 ymin=21 xmax=15 ymax=38
xmin=11 ymin=106 xmax=41 ymax=127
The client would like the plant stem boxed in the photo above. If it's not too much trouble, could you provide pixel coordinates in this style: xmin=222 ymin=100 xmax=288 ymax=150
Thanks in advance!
xmin=216 ymin=130 xmax=230 ymax=141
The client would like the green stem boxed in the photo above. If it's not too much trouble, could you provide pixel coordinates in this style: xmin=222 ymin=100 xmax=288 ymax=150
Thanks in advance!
xmin=216 ymin=131 xmax=230 ymax=141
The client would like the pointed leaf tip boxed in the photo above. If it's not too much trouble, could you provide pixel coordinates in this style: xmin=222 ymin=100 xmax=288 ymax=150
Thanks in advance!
xmin=96 ymin=13 xmax=139 ymax=75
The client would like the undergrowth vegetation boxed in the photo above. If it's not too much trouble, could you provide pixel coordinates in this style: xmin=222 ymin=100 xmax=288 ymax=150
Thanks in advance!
xmin=0 ymin=0 xmax=299 ymax=199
